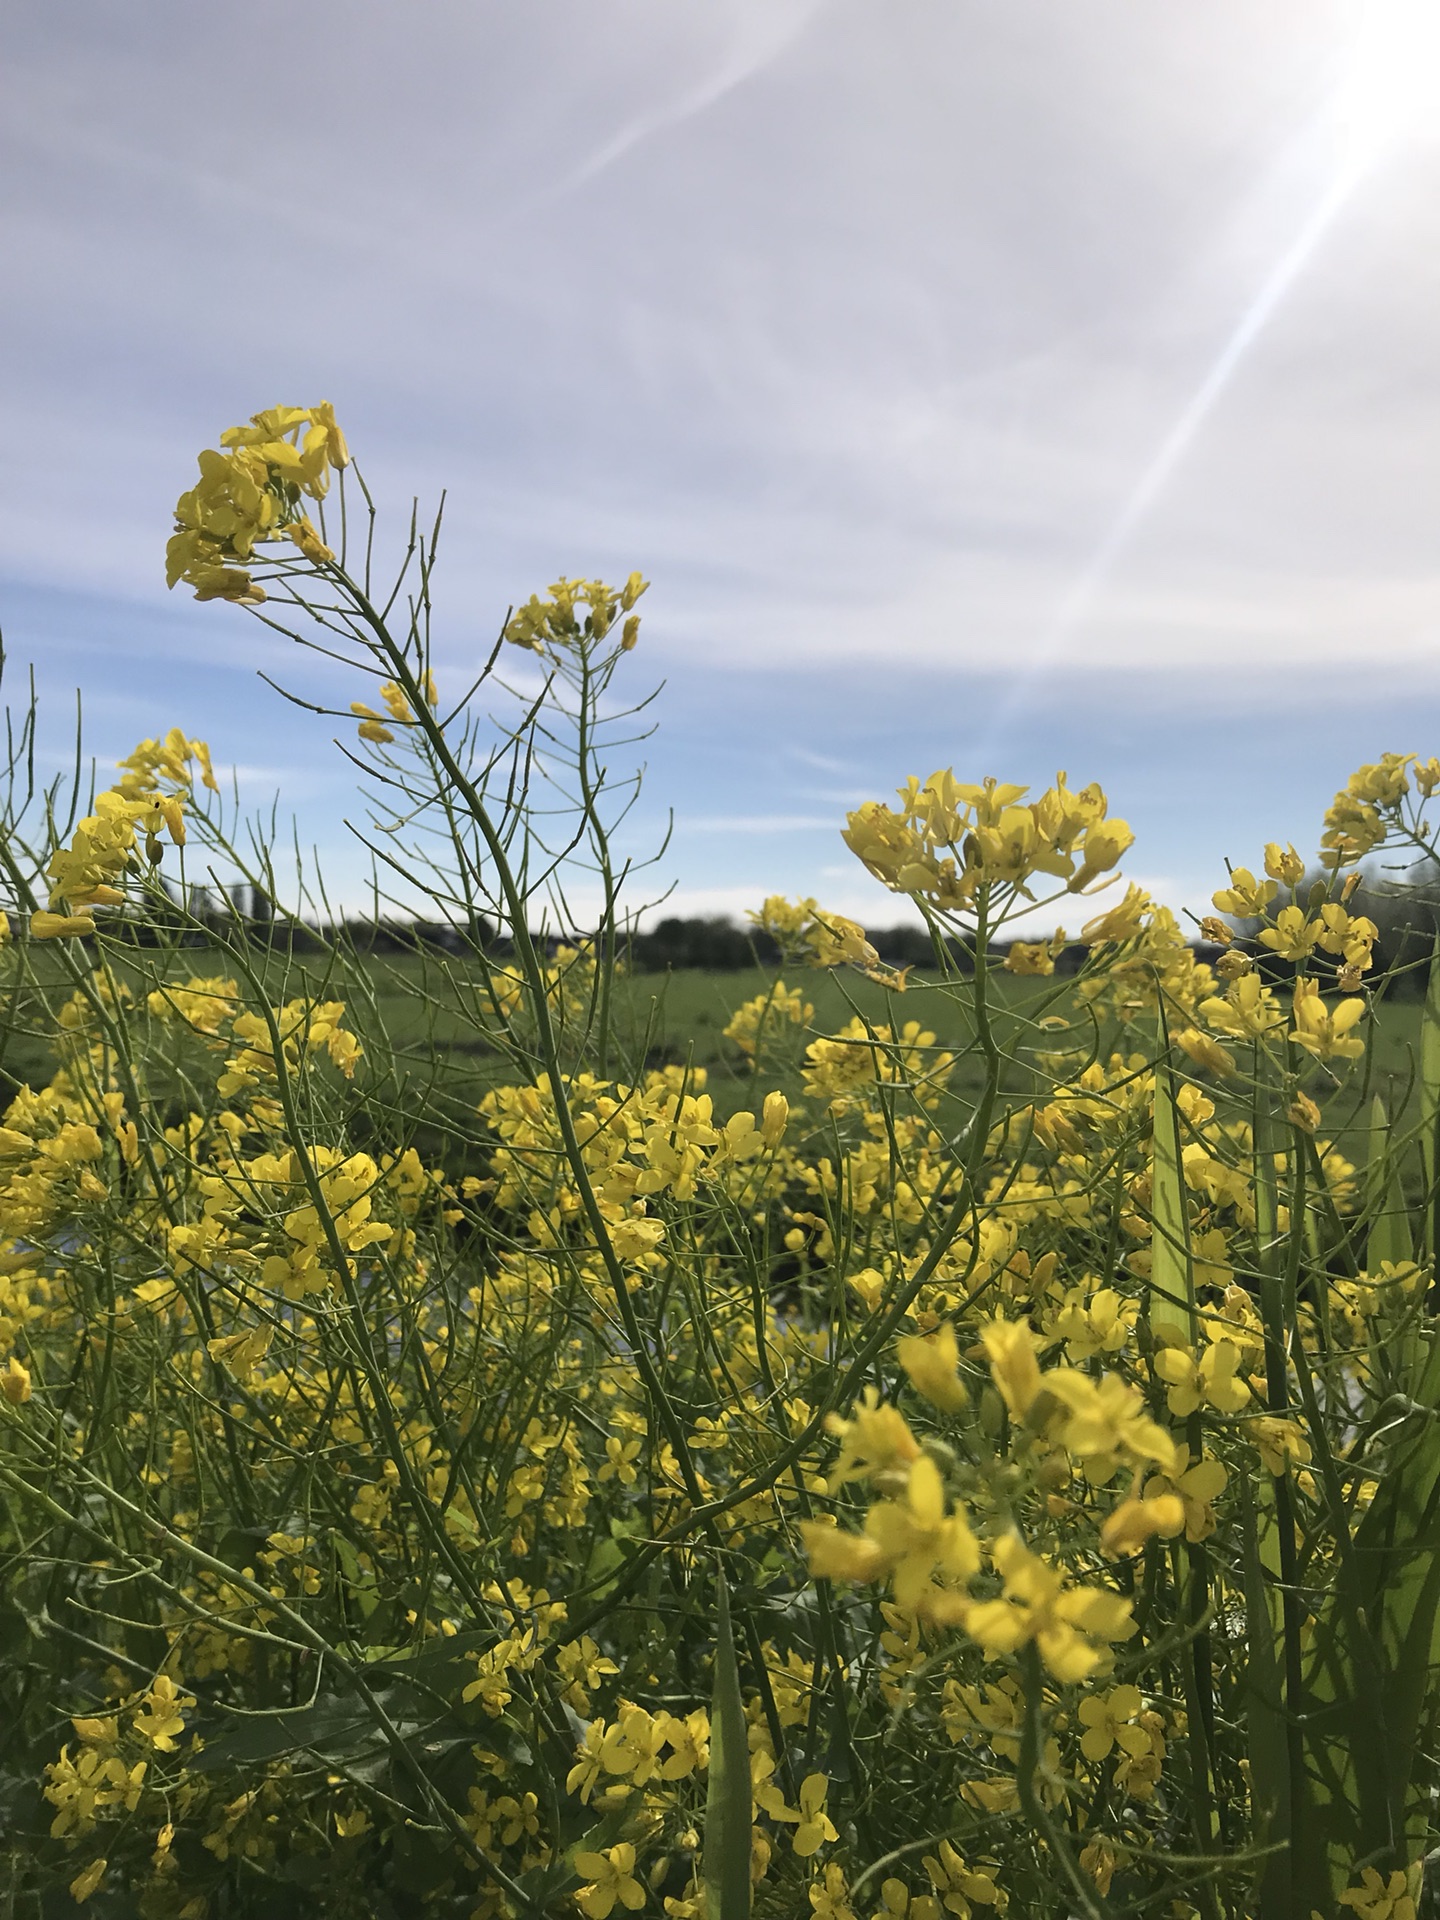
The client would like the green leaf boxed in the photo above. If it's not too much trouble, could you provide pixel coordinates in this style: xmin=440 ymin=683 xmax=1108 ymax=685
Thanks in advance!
xmin=1421 ymin=934 xmax=1440 ymax=1260
xmin=1238 ymin=1478 xmax=1290 ymax=1918
xmin=1366 ymin=1093 xmax=1414 ymax=1272
xmin=1148 ymin=1059 xmax=1194 ymax=1342
xmin=1349 ymin=1328 xmax=1440 ymax=1867
xmin=1291 ymin=1297 xmax=1440 ymax=1892
xmin=703 ymin=1568 xmax=752 ymax=1920
xmin=186 ymin=1693 xmax=385 ymax=1772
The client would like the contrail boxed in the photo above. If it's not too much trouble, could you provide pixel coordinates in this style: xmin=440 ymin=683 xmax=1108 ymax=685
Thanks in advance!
xmin=1039 ymin=167 xmax=1360 ymax=654
xmin=976 ymin=12 xmax=1413 ymax=752
xmin=529 ymin=0 xmax=827 ymax=211
xmin=977 ymin=162 xmax=1364 ymax=753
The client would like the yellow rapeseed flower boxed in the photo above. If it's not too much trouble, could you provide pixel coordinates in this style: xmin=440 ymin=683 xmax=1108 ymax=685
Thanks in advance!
xmin=1338 ymin=1866 xmax=1417 ymax=1920
xmin=979 ymin=1317 xmax=1043 ymax=1420
xmin=964 ymin=1531 xmax=1134 ymax=1682
xmin=1290 ymin=979 xmax=1366 ymax=1060
xmin=1151 ymin=1339 xmax=1252 ymax=1419
xmin=69 ymin=1858 xmax=107 ymax=1903
xmin=29 ymin=911 xmax=97 ymax=941
xmin=1099 ymin=1492 xmax=1184 ymax=1558
xmin=573 ymin=1843 xmax=646 ymax=1918
xmin=1211 ymin=867 xmax=1277 ymax=918
xmin=897 ymin=1322 xmax=969 ymax=1412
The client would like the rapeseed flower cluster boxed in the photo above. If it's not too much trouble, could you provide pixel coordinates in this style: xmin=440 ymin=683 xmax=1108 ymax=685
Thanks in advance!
xmin=166 ymin=402 xmax=348 ymax=604
xmin=33 ymin=729 xmax=217 ymax=940
xmin=842 ymin=772 xmax=1133 ymax=918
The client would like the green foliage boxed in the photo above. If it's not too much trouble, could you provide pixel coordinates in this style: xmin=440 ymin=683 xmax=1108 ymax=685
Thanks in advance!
xmin=703 ymin=1573 xmax=751 ymax=1920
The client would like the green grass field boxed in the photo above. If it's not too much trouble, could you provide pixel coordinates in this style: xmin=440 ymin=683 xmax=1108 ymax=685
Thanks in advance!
xmin=2 ymin=948 xmax=1426 ymax=1161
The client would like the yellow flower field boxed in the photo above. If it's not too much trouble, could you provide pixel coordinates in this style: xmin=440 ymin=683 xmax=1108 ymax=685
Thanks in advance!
xmin=0 ymin=407 xmax=1436 ymax=1920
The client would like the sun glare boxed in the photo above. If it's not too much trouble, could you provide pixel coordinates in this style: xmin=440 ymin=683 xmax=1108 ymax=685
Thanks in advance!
xmin=1339 ymin=0 xmax=1440 ymax=161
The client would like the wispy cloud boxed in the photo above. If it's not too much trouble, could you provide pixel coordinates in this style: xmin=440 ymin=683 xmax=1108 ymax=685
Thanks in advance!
xmin=529 ymin=0 xmax=826 ymax=208
xmin=3 ymin=1 xmax=1438 ymax=916
xmin=788 ymin=745 xmax=854 ymax=775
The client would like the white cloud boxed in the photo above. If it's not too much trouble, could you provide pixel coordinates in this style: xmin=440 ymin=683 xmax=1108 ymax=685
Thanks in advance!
xmin=3 ymin=0 xmax=1438 ymax=915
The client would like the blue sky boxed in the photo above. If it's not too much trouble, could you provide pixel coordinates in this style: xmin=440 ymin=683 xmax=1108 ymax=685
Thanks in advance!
xmin=5 ymin=0 xmax=1440 ymax=930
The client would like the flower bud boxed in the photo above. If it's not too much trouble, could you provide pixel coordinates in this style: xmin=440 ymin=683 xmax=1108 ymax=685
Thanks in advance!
xmin=1 ymin=1355 xmax=31 ymax=1405
xmin=1287 ymin=1092 xmax=1321 ymax=1134
xmin=1264 ymin=842 xmax=1306 ymax=886
xmin=761 ymin=1090 xmax=789 ymax=1147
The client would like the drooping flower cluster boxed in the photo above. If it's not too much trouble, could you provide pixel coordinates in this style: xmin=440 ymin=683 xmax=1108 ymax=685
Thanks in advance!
xmin=166 ymin=402 xmax=348 ymax=603
xmin=33 ymin=729 xmax=218 ymax=939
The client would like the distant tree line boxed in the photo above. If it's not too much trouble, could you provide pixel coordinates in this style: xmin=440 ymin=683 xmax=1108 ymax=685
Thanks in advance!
xmin=45 ymin=890 xmax=1157 ymax=977
xmin=31 ymin=875 xmax=1440 ymax=986
xmin=71 ymin=892 xmax=975 ymax=969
